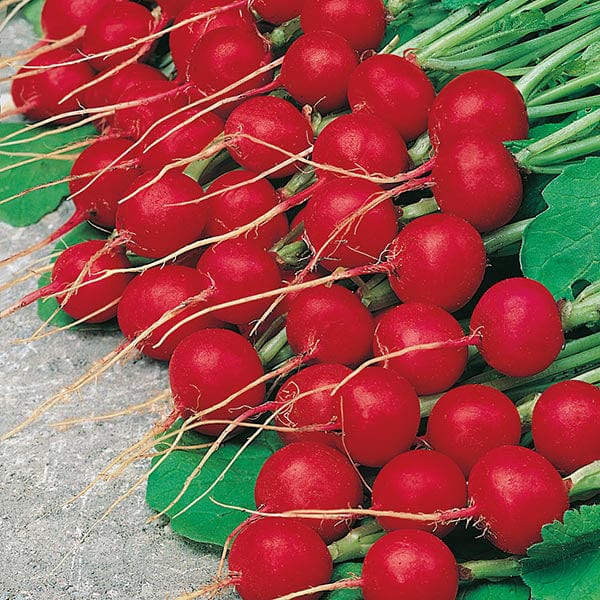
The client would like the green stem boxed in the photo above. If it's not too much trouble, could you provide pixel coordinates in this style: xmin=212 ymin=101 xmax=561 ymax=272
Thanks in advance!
xmin=408 ymin=132 xmax=432 ymax=165
xmin=328 ymin=520 xmax=385 ymax=563
xmin=266 ymin=17 xmax=302 ymax=48
xmin=483 ymin=219 xmax=533 ymax=255
xmin=528 ymin=95 xmax=600 ymax=119
xmin=257 ymin=327 xmax=288 ymax=366
xmin=400 ymin=197 xmax=438 ymax=222
xmin=529 ymin=69 xmax=600 ymax=107
xmin=516 ymin=393 xmax=541 ymax=426
xmin=562 ymin=286 xmax=600 ymax=331
xmin=361 ymin=279 xmax=399 ymax=313
xmin=459 ymin=558 xmax=522 ymax=582
xmin=280 ymin=169 xmax=316 ymax=199
xmin=567 ymin=459 xmax=600 ymax=501
xmin=276 ymin=240 xmax=309 ymax=267
xmin=267 ymin=343 xmax=295 ymax=369
xmin=527 ymin=134 xmax=600 ymax=169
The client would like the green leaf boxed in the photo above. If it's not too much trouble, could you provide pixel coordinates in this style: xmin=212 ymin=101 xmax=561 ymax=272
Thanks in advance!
xmin=324 ymin=563 xmax=363 ymax=600
xmin=521 ymin=504 xmax=600 ymax=600
xmin=0 ymin=122 xmax=96 ymax=227
xmin=458 ymin=579 xmax=530 ymax=600
xmin=21 ymin=0 xmax=44 ymax=37
xmin=441 ymin=0 xmax=488 ymax=9
xmin=520 ymin=157 xmax=600 ymax=300
xmin=146 ymin=421 xmax=283 ymax=547
xmin=514 ymin=173 xmax=552 ymax=221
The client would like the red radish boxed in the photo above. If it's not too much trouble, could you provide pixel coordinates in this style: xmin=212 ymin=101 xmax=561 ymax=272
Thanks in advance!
xmin=425 ymin=384 xmax=522 ymax=476
xmin=312 ymin=113 xmax=409 ymax=179
xmin=300 ymin=0 xmax=386 ymax=53
xmin=81 ymin=1 xmax=155 ymax=71
xmin=279 ymin=31 xmax=358 ymax=113
xmin=303 ymin=178 xmax=398 ymax=270
xmin=1 ymin=241 xmax=133 ymax=323
xmin=373 ymin=302 xmax=468 ymax=395
xmin=11 ymin=48 xmax=95 ymax=124
xmin=432 ymin=133 xmax=523 ymax=232
xmin=466 ymin=445 xmax=569 ymax=554
xmin=274 ymin=362 xmax=350 ymax=448
xmin=532 ymin=380 xmax=600 ymax=473
xmin=156 ymin=0 xmax=190 ymax=19
xmin=187 ymin=26 xmax=273 ymax=118
xmin=371 ymin=450 xmax=467 ymax=537
xmin=253 ymin=0 xmax=305 ymax=24
xmin=361 ymin=530 xmax=459 ymax=600
xmin=117 ymin=265 xmax=222 ymax=361
xmin=169 ymin=328 xmax=265 ymax=436
xmin=226 ymin=518 xmax=333 ymax=600
xmin=137 ymin=107 xmax=224 ymax=171
xmin=224 ymin=96 xmax=314 ymax=178
xmin=286 ymin=284 xmax=375 ymax=366
xmin=386 ymin=213 xmax=486 ymax=312
xmin=203 ymin=170 xmax=288 ymax=250
xmin=255 ymin=442 xmax=364 ymax=543
xmin=429 ymin=70 xmax=528 ymax=148
xmin=195 ymin=239 xmax=282 ymax=325
xmin=470 ymin=277 xmax=564 ymax=377
xmin=348 ymin=54 xmax=436 ymax=142
xmin=40 ymin=0 xmax=123 ymax=40
xmin=339 ymin=367 xmax=421 ymax=467
xmin=170 ymin=0 xmax=256 ymax=76
xmin=115 ymin=170 xmax=208 ymax=259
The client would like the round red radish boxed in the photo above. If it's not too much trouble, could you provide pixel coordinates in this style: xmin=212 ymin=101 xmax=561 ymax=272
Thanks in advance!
xmin=429 ymin=69 xmax=528 ymax=148
xmin=348 ymin=54 xmax=435 ymax=142
xmin=374 ymin=302 xmax=468 ymax=395
xmin=81 ymin=1 xmax=155 ymax=71
xmin=300 ymin=0 xmax=386 ymax=53
xmin=11 ymin=49 xmax=95 ymax=124
xmin=117 ymin=265 xmax=222 ymax=361
xmin=255 ymin=442 xmax=363 ymax=543
xmin=468 ymin=445 xmax=569 ymax=554
xmin=169 ymin=328 xmax=265 ymax=436
xmin=386 ymin=213 xmax=486 ymax=312
xmin=532 ymin=380 xmax=600 ymax=473
xmin=228 ymin=518 xmax=333 ymax=600
xmin=432 ymin=133 xmax=523 ymax=232
xmin=426 ymin=384 xmax=522 ymax=476
xmin=339 ymin=367 xmax=420 ymax=467
xmin=372 ymin=450 xmax=467 ymax=537
xmin=40 ymin=0 xmax=123 ymax=39
xmin=195 ymin=239 xmax=282 ymax=325
xmin=470 ymin=277 xmax=564 ymax=377
xmin=137 ymin=107 xmax=224 ymax=171
xmin=304 ymin=178 xmax=398 ymax=270
xmin=204 ymin=170 xmax=288 ymax=250
xmin=274 ymin=362 xmax=350 ymax=448
xmin=225 ymin=96 xmax=314 ymax=178
xmin=312 ymin=113 xmax=409 ymax=179
xmin=116 ymin=170 xmax=207 ymax=258
xmin=361 ymin=529 xmax=458 ymax=600
xmin=52 ymin=240 xmax=133 ymax=323
xmin=69 ymin=137 xmax=142 ymax=228
xmin=253 ymin=0 xmax=305 ymax=24
xmin=286 ymin=284 xmax=375 ymax=366
xmin=280 ymin=31 xmax=358 ymax=113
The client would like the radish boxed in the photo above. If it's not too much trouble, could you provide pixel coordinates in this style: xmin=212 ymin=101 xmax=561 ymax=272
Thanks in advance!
xmin=115 ymin=170 xmax=208 ymax=259
xmin=371 ymin=450 xmax=467 ymax=537
xmin=532 ymin=380 xmax=600 ymax=473
xmin=225 ymin=518 xmax=333 ymax=600
xmin=425 ymin=384 xmax=522 ymax=476
xmin=347 ymin=54 xmax=436 ymax=142
xmin=386 ymin=213 xmax=486 ymax=312
xmin=470 ymin=277 xmax=564 ymax=378
xmin=224 ymin=96 xmax=314 ymax=178
xmin=117 ymin=265 xmax=222 ymax=361
xmin=11 ymin=48 xmax=95 ymax=124
xmin=1 ymin=241 xmax=133 ymax=323
xmin=169 ymin=328 xmax=265 ymax=436
xmin=373 ymin=302 xmax=468 ymax=395
xmin=429 ymin=70 xmax=529 ymax=148
xmin=300 ymin=0 xmax=386 ymax=53
xmin=338 ymin=367 xmax=421 ymax=468
xmin=203 ymin=170 xmax=289 ymax=250
xmin=361 ymin=530 xmax=458 ymax=600
xmin=432 ymin=133 xmax=523 ymax=232
xmin=286 ymin=284 xmax=375 ymax=366
xmin=81 ymin=1 xmax=156 ymax=72
xmin=274 ymin=363 xmax=350 ymax=448
xmin=254 ymin=441 xmax=364 ymax=543
xmin=253 ymin=0 xmax=305 ymax=24
xmin=195 ymin=238 xmax=282 ymax=325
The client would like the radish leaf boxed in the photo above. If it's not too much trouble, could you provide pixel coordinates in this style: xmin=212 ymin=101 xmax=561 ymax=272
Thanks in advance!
xmin=458 ymin=580 xmax=529 ymax=600
xmin=21 ymin=0 xmax=44 ymax=37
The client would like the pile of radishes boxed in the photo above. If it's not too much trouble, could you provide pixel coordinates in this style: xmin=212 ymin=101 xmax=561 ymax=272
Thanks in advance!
xmin=3 ymin=0 xmax=600 ymax=598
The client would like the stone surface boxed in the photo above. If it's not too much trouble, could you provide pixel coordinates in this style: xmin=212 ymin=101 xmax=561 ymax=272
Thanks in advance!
xmin=0 ymin=15 xmax=237 ymax=600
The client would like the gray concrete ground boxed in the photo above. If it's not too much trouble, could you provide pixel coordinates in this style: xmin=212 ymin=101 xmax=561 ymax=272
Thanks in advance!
xmin=0 ymin=16 xmax=237 ymax=600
